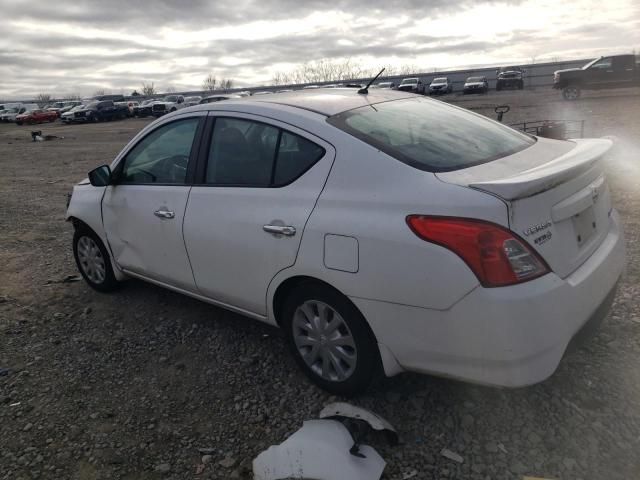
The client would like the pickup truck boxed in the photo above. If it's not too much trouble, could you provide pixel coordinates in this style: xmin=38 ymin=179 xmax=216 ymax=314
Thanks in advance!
xmin=554 ymin=54 xmax=640 ymax=100
xmin=496 ymin=66 xmax=524 ymax=90
xmin=397 ymin=77 xmax=426 ymax=94
xmin=68 ymin=100 xmax=129 ymax=123
xmin=151 ymin=95 xmax=186 ymax=117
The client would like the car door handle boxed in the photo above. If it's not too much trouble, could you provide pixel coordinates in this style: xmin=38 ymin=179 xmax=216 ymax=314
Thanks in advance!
xmin=263 ymin=224 xmax=296 ymax=236
xmin=154 ymin=208 xmax=175 ymax=219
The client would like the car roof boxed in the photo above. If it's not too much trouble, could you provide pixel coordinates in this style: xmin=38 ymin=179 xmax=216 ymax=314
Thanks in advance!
xmin=204 ymin=88 xmax=416 ymax=116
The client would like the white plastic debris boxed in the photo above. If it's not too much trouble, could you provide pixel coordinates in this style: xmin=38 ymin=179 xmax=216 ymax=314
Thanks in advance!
xmin=252 ymin=419 xmax=386 ymax=480
xmin=440 ymin=448 xmax=464 ymax=463
xmin=319 ymin=402 xmax=398 ymax=444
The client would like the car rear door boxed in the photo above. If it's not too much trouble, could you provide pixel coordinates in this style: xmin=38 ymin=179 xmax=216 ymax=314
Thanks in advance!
xmin=612 ymin=55 xmax=636 ymax=88
xmin=102 ymin=113 xmax=206 ymax=290
xmin=183 ymin=113 xmax=335 ymax=316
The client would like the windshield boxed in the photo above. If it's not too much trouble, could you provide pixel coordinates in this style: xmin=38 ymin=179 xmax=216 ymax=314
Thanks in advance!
xmin=164 ymin=95 xmax=178 ymax=102
xmin=85 ymin=101 xmax=99 ymax=108
xmin=467 ymin=77 xmax=484 ymax=82
xmin=401 ymin=78 xmax=418 ymax=84
xmin=582 ymin=57 xmax=601 ymax=69
xmin=432 ymin=78 xmax=447 ymax=83
xmin=327 ymin=97 xmax=535 ymax=172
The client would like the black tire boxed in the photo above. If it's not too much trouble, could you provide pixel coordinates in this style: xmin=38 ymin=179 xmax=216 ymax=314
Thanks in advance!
xmin=281 ymin=282 xmax=380 ymax=396
xmin=73 ymin=227 xmax=119 ymax=292
xmin=496 ymin=83 xmax=502 ymax=91
xmin=518 ymin=81 xmax=524 ymax=90
xmin=16 ymin=121 xmax=22 ymax=125
xmin=562 ymin=86 xmax=580 ymax=101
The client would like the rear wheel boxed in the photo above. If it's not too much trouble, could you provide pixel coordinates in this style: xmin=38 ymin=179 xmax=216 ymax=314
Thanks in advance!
xmin=562 ymin=86 xmax=580 ymax=100
xmin=73 ymin=227 xmax=119 ymax=292
xmin=281 ymin=282 xmax=380 ymax=396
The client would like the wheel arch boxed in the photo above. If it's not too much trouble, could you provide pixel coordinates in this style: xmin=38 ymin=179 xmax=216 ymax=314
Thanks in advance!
xmin=67 ymin=214 xmax=127 ymax=281
xmin=270 ymin=274 xmax=402 ymax=377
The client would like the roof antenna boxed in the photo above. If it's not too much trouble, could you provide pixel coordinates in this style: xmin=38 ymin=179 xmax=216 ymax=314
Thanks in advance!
xmin=358 ymin=68 xmax=385 ymax=95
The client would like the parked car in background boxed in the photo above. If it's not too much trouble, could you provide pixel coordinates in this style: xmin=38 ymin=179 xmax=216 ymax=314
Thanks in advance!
xmin=116 ymin=101 xmax=140 ymax=117
xmin=554 ymin=54 xmax=640 ymax=100
xmin=397 ymin=77 xmax=425 ymax=94
xmin=303 ymin=85 xmax=320 ymax=89
xmin=236 ymin=91 xmax=251 ymax=97
xmin=463 ymin=76 xmax=489 ymax=94
xmin=1 ymin=104 xmax=38 ymax=122
xmin=252 ymin=91 xmax=274 ymax=95
xmin=15 ymin=109 xmax=57 ymax=125
xmin=152 ymin=95 xmax=186 ymax=117
xmin=199 ymin=95 xmax=243 ymax=104
xmin=133 ymin=99 xmax=156 ymax=117
xmin=94 ymin=94 xmax=125 ymax=102
xmin=184 ymin=96 xmax=202 ymax=107
xmin=61 ymin=105 xmax=86 ymax=123
xmin=59 ymin=101 xmax=83 ymax=114
xmin=374 ymin=81 xmax=395 ymax=89
xmin=46 ymin=102 xmax=66 ymax=115
xmin=69 ymin=100 xmax=128 ymax=123
xmin=428 ymin=77 xmax=453 ymax=95
xmin=496 ymin=66 xmax=525 ymax=90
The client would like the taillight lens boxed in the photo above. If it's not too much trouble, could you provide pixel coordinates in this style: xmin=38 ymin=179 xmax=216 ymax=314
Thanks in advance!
xmin=406 ymin=216 xmax=550 ymax=287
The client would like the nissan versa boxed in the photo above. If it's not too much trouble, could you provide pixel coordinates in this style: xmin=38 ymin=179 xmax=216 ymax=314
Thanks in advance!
xmin=66 ymin=89 xmax=625 ymax=395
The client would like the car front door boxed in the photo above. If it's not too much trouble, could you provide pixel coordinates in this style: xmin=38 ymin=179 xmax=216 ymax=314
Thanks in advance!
xmin=585 ymin=57 xmax=614 ymax=88
xmin=102 ymin=114 xmax=205 ymax=290
xmin=183 ymin=114 xmax=335 ymax=316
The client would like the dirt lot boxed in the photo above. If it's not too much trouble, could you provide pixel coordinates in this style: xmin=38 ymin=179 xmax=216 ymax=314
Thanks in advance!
xmin=1 ymin=88 xmax=640 ymax=480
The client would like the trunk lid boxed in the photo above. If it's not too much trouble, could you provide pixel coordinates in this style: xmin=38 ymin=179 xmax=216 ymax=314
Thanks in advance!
xmin=436 ymin=137 xmax=613 ymax=279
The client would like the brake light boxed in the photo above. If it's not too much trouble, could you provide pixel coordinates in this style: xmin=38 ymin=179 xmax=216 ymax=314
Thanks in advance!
xmin=406 ymin=216 xmax=550 ymax=287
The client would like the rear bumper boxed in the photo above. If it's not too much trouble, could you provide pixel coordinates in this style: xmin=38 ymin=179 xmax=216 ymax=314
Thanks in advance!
xmin=353 ymin=210 xmax=625 ymax=387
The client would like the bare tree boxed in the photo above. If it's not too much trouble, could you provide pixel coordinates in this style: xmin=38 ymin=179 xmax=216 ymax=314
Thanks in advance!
xmin=220 ymin=78 xmax=234 ymax=91
xmin=93 ymin=89 xmax=107 ymax=97
xmin=63 ymin=93 xmax=81 ymax=101
xmin=165 ymin=86 xmax=177 ymax=93
xmin=141 ymin=82 xmax=156 ymax=96
xmin=36 ymin=93 xmax=51 ymax=106
xmin=202 ymin=74 xmax=217 ymax=92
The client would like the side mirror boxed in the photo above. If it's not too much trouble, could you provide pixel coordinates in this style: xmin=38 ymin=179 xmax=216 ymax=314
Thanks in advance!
xmin=178 ymin=98 xmax=184 ymax=104
xmin=88 ymin=165 xmax=112 ymax=187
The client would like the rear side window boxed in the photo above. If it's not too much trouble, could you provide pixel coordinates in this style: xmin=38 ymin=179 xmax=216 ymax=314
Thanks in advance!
xmin=327 ymin=97 xmax=535 ymax=172
xmin=205 ymin=117 xmax=325 ymax=187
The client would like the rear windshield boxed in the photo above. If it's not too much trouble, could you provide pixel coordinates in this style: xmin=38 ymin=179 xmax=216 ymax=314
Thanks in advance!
xmin=327 ymin=97 xmax=535 ymax=172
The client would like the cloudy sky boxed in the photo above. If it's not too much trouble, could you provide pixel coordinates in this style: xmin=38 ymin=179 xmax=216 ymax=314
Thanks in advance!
xmin=1 ymin=0 xmax=638 ymax=99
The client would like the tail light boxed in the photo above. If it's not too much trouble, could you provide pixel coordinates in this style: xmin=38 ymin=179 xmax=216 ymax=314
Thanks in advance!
xmin=406 ymin=216 xmax=550 ymax=287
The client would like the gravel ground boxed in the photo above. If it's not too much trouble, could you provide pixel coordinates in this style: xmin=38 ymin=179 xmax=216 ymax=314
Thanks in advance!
xmin=1 ymin=87 xmax=640 ymax=480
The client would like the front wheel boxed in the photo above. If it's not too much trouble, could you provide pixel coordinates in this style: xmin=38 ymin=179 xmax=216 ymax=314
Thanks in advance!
xmin=281 ymin=282 xmax=380 ymax=396
xmin=562 ymin=86 xmax=580 ymax=100
xmin=73 ymin=228 xmax=119 ymax=292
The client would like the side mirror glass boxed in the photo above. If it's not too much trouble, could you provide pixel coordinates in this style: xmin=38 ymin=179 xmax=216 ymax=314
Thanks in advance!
xmin=88 ymin=165 xmax=112 ymax=187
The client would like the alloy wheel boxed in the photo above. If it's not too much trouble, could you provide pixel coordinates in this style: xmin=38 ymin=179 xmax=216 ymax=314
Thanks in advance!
xmin=77 ymin=236 xmax=106 ymax=284
xmin=292 ymin=300 xmax=357 ymax=382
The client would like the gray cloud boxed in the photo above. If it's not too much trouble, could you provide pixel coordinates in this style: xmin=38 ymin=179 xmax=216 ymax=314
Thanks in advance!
xmin=0 ymin=0 xmax=637 ymax=99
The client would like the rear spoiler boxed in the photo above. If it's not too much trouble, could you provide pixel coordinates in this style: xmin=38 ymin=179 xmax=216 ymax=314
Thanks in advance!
xmin=468 ymin=139 xmax=612 ymax=200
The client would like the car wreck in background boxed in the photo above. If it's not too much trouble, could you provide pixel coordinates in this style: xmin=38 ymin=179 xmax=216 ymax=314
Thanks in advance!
xmin=554 ymin=54 xmax=640 ymax=100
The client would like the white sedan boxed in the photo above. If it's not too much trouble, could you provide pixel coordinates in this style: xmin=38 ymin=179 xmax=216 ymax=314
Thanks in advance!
xmin=66 ymin=89 xmax=625 ymax=395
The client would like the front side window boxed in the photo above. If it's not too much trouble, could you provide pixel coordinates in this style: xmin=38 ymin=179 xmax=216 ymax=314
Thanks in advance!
xmin=328 ymin=97 xmax=535 ymax=172
xmin=119 ymin=118 xmax=199 ymax=184
xmin=205 ymin=117 xmax=325 ymax=187
xmin=590 ymin=58 xmax=612 ymax=70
